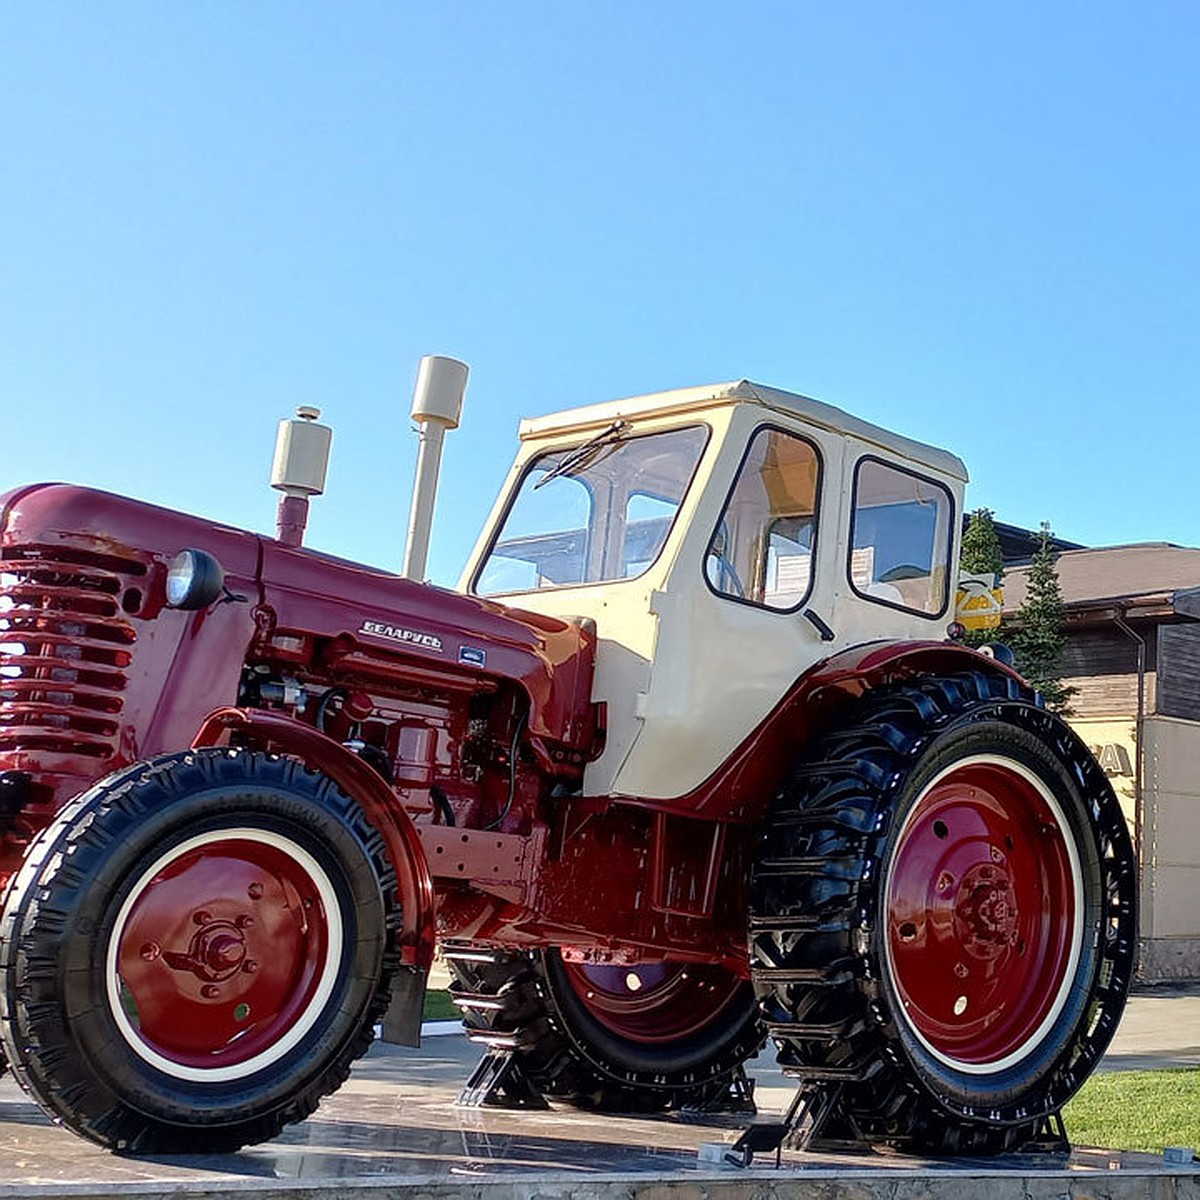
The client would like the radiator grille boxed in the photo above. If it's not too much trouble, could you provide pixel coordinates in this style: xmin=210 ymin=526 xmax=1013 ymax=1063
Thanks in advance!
xmin=0 ymin=547 xmax=141 ymax=760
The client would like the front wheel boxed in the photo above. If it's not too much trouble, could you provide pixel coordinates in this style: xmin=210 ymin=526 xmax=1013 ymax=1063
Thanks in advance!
xmin=750 ymin=671 xmax=1136 ymax=1153
xmin=0 ymin=749 xmax=400 ymax=1153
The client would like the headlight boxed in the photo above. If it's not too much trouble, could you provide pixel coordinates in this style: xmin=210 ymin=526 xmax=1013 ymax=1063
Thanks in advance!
xmin=166 ymin=550 xmax=225 ymax=610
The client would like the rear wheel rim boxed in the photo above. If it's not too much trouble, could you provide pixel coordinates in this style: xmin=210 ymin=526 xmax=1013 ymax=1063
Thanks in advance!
xmin=106 ymin=828 xmax=343 ymax=1082
xmin=561 ymin=958 xmax=744 ymax=1044
xmin=884 ymin=755 xmax=1083 ymax=1073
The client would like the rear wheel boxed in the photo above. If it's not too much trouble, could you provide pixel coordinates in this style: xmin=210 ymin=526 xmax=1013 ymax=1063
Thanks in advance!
xmin=749 ymin=671 xmax=1136 ymax=1153
xmin=0 ymin=749 xmax=399 ymax=1153
xmin=448 ymin=946 xmax=763 ymax=1110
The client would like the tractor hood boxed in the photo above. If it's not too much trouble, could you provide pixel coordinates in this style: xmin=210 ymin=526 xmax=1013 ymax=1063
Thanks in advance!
xmin=0 ymin=484 xmax=597 ymax=751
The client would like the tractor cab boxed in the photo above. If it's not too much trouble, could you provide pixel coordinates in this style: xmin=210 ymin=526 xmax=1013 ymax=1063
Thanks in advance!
xmin=461 ymin=381 xmax=968 ymax=799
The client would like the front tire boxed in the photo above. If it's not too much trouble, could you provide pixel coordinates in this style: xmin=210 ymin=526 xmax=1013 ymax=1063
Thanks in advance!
xmin=749 ymin=671 xmax=1135 ymax=1152
xmin=0 ymin=749 xmax=399 ymax=1153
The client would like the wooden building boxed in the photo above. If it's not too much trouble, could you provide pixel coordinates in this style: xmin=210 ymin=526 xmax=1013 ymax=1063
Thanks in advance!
xmin=1003 ymin=544 xmax=1200 ymax=980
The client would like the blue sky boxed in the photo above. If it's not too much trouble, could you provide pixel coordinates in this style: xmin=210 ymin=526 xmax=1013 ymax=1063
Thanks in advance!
xmin=3 ymin=4 xmax=1198 ymax=585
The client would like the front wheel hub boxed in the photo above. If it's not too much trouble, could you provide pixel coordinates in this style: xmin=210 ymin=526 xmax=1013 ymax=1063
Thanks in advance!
xmin=107 ymin=828 xmax=344 ymax=1081
xmin=162 ymin=920 xmax=249 ymax=982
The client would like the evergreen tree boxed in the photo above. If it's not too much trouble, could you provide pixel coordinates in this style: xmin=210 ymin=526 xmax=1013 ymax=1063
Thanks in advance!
xmin=959 ymin=508 xmax=1004 ymax=648
xmin=1009 ymin=522 xmax=1076 ymax=713
xmin=960 ymin=508 xmax=1004 ymax=578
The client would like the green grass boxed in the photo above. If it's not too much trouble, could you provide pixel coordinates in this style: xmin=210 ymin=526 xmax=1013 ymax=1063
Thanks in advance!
xmin=422 ymin=988 xmax=460 ymax=1021
xmin=1064 ymin=1069 xmax=1200 ymax=1153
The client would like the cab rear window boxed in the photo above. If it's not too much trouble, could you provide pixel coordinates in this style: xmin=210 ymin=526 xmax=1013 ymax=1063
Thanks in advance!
xmin=848 ymin=457 xmax=953 ymax=617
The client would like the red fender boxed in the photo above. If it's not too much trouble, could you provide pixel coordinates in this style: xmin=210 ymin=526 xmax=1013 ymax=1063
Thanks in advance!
xmin=798 ymin=638 xmax=1025 ymax=702
xmin=192 ymin=707 xmax=437 ymax=972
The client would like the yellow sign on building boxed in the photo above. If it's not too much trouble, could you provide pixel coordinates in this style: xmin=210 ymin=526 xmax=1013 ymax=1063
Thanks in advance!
xmin=955 ymin=571 xmax=1004 ymax=631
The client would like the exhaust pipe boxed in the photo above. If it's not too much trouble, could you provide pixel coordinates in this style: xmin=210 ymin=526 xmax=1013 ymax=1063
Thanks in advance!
xmin=403 ymin=356 xmax=469 ymax=581
xmin=271 ymin=406 xmax=332 ymax=547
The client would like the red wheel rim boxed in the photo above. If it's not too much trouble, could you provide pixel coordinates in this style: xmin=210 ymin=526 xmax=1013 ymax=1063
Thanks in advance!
xmin=107 ymin=829 xmax=341 ymax=1080
xmin=885 ymin=755 xmax=1082 ymax=1071
xmin=561 ymin=958 xmax=743 ymax=1044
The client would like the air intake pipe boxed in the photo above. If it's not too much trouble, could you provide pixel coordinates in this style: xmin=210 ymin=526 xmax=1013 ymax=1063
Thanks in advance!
xmin=402 ymin=356 xmax=469 ymax=580
xmin=271 ymin=406 xmax=332 ymax=548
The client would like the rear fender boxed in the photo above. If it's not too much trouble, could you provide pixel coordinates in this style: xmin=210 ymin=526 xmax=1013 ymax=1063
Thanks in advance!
xmin=191 ymin=707 xmax=436 ymax=977
xmin=800 ymin=639 xmax=1025 ymax=710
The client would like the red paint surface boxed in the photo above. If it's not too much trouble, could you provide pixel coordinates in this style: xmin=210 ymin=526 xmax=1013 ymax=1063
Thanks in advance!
xmin=115 ymin=835 xmax=330 ymax=1069
xmin=562 ymin=958 xmax=746 ymax=1044
xmin=0 ymin=484 xmax=1022 ymax=975
xmin=0 ymin=485 xmax=596 ymax=903
xmin=885 ymin=759 xmax=1077 ymax=1065
xmin=192 ymin=707 xmax=438 ymax=971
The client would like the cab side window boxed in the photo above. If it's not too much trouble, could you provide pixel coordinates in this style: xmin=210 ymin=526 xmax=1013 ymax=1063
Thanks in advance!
xmin=849 ymin=458 xmax=953 ymax=616
xmin=705 ymin=428 xmax=820 ymax=610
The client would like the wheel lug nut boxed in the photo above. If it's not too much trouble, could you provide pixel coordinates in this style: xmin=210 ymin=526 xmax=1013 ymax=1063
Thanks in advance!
xmin=243 ymin=959 xmax=259 ymax=974
xmin=193 ymin=910 xmax=212 ymax=925
xmin=201 ymin=984 xmax=220 ymax=999
xmin=140 ymin=942 xmax=160 ymax=961
xmin=248 ymin=882 xmax=264 ymax=900
xmin=236 ymin=914 xmax=254 ymax=929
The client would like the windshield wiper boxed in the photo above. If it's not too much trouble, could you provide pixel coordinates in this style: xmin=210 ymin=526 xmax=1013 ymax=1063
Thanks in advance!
xmin=533 ymin=420 xmax=630 ymax=489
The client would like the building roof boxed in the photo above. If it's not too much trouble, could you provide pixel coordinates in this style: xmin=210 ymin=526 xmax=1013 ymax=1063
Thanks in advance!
xmin=1003 ymin=543 xmax=1200 ymax=613
xmin=991 ymin=520 xmax=1083 ymax=566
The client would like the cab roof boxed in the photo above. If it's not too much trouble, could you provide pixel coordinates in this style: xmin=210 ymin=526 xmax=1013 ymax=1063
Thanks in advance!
xmin=518 ymin=379 xmax=968 ymax=483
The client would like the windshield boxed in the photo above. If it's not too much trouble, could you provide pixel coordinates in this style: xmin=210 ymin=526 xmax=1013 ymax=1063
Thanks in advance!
xmin=474 ymin=425 xmax=708 ymax=595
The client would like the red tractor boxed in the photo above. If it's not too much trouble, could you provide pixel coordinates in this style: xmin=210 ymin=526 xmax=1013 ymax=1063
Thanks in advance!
xmin=0 ymin=359 xmax=1134 ymax=1155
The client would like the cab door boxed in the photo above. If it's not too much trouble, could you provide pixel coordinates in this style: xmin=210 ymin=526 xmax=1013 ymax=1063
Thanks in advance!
xmin=611 ymin=408 xmax=844 ymax=800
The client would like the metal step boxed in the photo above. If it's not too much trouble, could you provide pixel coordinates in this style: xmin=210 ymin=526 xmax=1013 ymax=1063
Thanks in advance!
xmin=451 ymin=994 xmax=506 ymax=1013
xmin=442 ymin=947 xmax=502 ymax=964
xmin=463 ymin=1030 xmax=526 ymax=1051
xmin=747 ymin=911 xmax=851 ymax=933
xmin=753 ymin=856 xmax=864 ymax=879
xmin=765 ymin=1016 xmax=865 ymax=1042
xmin=776 ymin=1059 xmax=880 ymax=1083
xmin=752 ymin=961 xmax=855 ymax=986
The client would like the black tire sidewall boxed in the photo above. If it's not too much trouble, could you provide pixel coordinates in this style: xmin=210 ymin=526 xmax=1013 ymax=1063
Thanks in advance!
xmin=872 ymin=711 xmax=1104 ymax=1110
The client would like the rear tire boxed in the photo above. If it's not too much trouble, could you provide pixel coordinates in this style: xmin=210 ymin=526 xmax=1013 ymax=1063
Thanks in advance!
xmin=749 ymin=671 xmax=1135 ymax=1153
xmin=0 ymin=748 xmax=400 ymax=1153
xmin=448 ymin=946 xmax=764 ymax=1111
